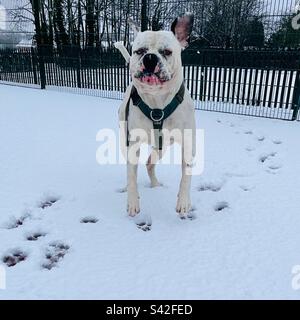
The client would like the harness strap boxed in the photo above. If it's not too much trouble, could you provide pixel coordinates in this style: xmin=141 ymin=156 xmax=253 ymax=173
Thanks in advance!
xmin=125 ymin=82 xmax=185 ymax=150
xmin=125 ymin=91 xmax=131 ymax=148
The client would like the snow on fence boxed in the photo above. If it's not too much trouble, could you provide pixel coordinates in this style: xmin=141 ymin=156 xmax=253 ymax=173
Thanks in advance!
xmin=0 ymin=48 xmax=299 ymax=121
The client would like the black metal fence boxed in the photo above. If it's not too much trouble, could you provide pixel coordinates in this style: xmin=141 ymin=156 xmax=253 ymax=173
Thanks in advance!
xmin=0 ymin=0 xmax=299 ymax=120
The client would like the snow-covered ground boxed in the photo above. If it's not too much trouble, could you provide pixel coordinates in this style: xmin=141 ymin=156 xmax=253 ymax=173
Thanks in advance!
xmin=0 ymin=84 xmax=300 ymax=300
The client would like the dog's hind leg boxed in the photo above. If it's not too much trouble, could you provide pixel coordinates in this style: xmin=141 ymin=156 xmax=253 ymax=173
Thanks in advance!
xmin=146 ymin=149 xmax=164 ymax=188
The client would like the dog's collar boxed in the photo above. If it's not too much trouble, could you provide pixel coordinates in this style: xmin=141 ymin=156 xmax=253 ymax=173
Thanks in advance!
xmin=128 ymin=83 xmax=185 ymax=150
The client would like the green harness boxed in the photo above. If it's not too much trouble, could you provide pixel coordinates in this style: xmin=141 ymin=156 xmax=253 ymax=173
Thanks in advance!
xmin=125 ymin=83 xmax=185 ymax=150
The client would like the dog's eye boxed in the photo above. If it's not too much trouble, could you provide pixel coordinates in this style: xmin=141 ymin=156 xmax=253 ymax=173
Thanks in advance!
xmin=134 ymin=48 xmax=147 ymax=55
xmin=161 ymin=49 xmax=172 ymax=57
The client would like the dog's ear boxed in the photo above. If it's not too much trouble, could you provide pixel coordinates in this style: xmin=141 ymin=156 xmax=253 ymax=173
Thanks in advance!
xmin=128 ymin=17 xmax=141 ymax=38
xmin=171 ymin=13 xmax=194 ymax=49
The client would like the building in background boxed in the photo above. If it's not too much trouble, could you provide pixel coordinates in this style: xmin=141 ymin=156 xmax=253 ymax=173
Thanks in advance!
xmin=0 ymin=0 xmax=34 ymax=49
xmin=0 ymin=3 xmax=6 ymax=30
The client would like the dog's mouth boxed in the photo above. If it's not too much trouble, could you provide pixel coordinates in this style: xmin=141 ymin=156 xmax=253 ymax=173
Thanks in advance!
xmin=134 ymin=71 xmax=170 ymax=85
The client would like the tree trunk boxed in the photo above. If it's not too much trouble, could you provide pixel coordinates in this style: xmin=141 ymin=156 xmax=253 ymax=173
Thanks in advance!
xmin=53 ymin=0 xmax=69 ymax=53
xmin=86 ymin=0 xmax=96 ymax=48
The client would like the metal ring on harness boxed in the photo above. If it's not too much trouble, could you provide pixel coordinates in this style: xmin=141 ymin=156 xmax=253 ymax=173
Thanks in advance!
xmin=150 ymin=109 xmax=164 ymax=123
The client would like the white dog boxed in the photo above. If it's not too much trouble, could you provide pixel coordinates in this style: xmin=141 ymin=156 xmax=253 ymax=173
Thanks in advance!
xmin=117 ymin=14 xmax=196 ymax=218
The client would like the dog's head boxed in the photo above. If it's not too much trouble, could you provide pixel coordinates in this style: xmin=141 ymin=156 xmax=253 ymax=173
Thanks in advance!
xmin=130 ymin=13 xmax=193 ymax=94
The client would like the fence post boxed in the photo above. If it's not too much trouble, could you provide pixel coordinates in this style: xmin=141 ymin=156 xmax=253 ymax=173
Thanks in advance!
xmin=199 ymin=50 xmax=205 ymax=101
xmin=141 ymin=0 xmax=148 ymax=31
xmin=76 ymin=47 xmax=81 ymax=88
xmin=32 ymin=0 xmax=46 ymax=89
xmin=31 ymin=47 xmax=38 ymax=85
xmin=292 ymin=70 xmax=300 ymax=121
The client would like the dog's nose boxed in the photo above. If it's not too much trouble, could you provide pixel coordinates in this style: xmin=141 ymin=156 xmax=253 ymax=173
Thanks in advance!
xmin=143 ymin=54 xmax=159 ymax=73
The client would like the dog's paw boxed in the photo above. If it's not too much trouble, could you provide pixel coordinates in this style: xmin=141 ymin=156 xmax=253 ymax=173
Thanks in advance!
xmin=127 ymin=194 xmax=140 ymax=217
xmin=150 ymin=180 xmax=163 ymax=188
xmin=176 ymin=195 xmax=191 ymax=216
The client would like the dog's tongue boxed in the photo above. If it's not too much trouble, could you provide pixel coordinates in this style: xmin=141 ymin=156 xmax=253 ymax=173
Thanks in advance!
xmin=142 ymin=75 xmax=160 ymax=85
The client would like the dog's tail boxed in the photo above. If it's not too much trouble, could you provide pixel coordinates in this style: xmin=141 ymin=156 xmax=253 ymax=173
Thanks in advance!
xmin=114 ymin=41 xmax=131 ymax=64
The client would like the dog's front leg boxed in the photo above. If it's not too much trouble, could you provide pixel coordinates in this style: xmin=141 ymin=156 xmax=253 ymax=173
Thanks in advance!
xmin=127 ymin=147 xmax=140 ymax=216
xmin=176 ymin=161 xmax=192 ymax=216
xmin=176 ymin=142 xmax=193 ymax=216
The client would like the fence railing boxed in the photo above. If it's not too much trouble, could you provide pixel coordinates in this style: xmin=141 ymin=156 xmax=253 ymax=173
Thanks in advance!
xmin=0 ymin=47 xmax=299 ymax=121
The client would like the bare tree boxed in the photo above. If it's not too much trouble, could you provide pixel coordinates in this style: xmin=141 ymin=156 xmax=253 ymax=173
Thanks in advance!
xmin=5 ymin=0 xmax=269 ymax=51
